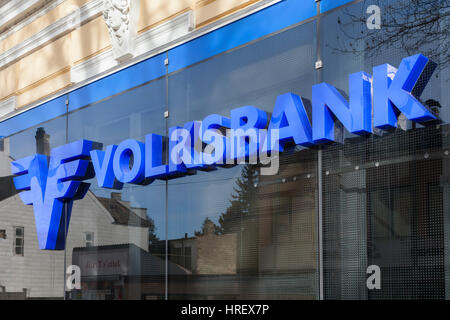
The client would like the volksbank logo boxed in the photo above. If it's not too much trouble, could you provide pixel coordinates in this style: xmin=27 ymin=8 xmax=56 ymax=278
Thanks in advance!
xmin=11 ymin=54 xmax=437 ymax=250
xmin=11 ymin=141 xmax=96 ymax=250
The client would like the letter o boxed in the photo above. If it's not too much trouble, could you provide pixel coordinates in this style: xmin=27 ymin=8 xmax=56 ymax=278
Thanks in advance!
xmin=113 ymin=139 xmax=145 ymax=184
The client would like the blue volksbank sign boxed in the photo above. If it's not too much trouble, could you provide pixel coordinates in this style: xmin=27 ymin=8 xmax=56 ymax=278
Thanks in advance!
xmin=11 ymin=54 xmax=437 ymax=250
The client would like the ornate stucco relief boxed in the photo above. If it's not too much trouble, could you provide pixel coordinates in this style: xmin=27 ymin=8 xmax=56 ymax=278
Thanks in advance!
xmin=103 ymin=0 xmax=140 ymax=62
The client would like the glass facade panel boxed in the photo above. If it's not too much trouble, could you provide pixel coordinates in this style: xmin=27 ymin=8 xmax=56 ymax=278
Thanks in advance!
xmin=320 ymin=0 xmax=449 ymax=299
xmin=67 ymin=79 xmax=167 ymax=300
xmin=166 ymin=20 xmax=318 ymax=300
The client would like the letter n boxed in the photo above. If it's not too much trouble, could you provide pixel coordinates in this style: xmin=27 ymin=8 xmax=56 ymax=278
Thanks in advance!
xmin=312 ymin=71 xmax=372 ymax=144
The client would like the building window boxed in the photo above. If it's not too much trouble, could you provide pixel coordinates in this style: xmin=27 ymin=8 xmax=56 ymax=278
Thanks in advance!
xmin=13 ymin=227 xmax=24 ymax=256
xmin=0 ymin=230 xmax=6 ymax=239
xmin=85 ymin=232 xmax=94 ymax=247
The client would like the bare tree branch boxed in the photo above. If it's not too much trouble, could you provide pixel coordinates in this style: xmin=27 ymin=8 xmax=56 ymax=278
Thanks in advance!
xmin=329 ymin=0 xmax=449 ymax=74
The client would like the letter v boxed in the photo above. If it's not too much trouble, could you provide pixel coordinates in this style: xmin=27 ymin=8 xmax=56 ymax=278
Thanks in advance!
xmin=90 ymin=145 xmax=123 ymax=189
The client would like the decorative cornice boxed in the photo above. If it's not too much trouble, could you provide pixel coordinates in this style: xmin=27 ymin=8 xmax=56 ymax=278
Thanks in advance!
xmin=135 ymin=10 xmax=196 ymax=57
xmin=0 ymin=0 xmax=103 ymax=70
xmin=0 ymin=0 xmax=67 ymax=42
xmin=71 ymin=49 xmax=117 ymax=84
xmin=0 ymin=0 xmax=42 ymax=29
xmin=103 ymin=0 xmax=140 ymax=62
xmin=0 ymin=96 xmax=16 ymax=118
xmin=71 ymin=10 xmax=195 ymax=83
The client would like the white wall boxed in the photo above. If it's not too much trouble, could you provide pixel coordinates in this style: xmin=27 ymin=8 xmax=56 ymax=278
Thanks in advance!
xmin=0 ymin=192 xmax=149 ymax=298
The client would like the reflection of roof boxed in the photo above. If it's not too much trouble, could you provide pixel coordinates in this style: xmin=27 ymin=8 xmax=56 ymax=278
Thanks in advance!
xmin=73 ymin=243 xmax=191 ymax=276
xmin=0 ymin=150 xmax=15 ymax=177
xmin=95 ymin=196 xmax=151 ymax=228
xmin=169 ymin=236 xmax=196 ymax=242
xmin=0 ymin=176 xmax=150 ymax=229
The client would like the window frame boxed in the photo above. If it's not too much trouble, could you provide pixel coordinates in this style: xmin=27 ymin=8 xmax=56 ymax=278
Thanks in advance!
xmin=84 ymin=231 xmax=94 ymax=247
xmin=13 ymin=226 xmax=24 ymax=256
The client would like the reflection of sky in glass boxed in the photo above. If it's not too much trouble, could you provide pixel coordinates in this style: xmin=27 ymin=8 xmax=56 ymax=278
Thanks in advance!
xmin=321 ymin=0 xmax=449 ymax=123
xmin=68 ymin=80 xmax=166 ymax=143
xmin=8 ymin=116 xmax=66 ymax=161
xmin=167 ymin=166 xmax=242 ymax=240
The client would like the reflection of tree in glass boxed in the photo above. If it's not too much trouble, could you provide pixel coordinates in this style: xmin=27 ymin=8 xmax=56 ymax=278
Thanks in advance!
xmin=194 ymin=217 xmax=221 ymax=236
xmin=195 ymin=164 xmax=259 ymax=236
xmin=148 ymin=217 xmax=159 ymax=244
xmin=332 ymin=0 xmax=449 ymax=72
xmin=195 ymin=164 xmax=260 ymax=272
xmin=148 ymin=218 xmax=164 ymax=255
xmin=219 ymin=164 xmax=259 ymax=235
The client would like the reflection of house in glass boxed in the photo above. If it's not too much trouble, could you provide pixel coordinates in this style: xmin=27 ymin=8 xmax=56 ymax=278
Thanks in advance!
xmin=166 ymin=230 xmax=240 ymax=300
xmin=168 ymin=220 xmax=239 ymax=276
xmin=0 ymin=129 xmax=150 ymax=299
xmin=69 ymin=226 xmax=239 ymax=300
xmin=71 ymin=243 xmax=190 ymax=300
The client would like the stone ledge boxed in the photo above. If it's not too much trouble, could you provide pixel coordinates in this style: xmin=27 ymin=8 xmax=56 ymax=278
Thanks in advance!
xmin=0 ymin=0 xmax=103 ymax=70
xmin=0 ymin=96 xmax=16 ymax=119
